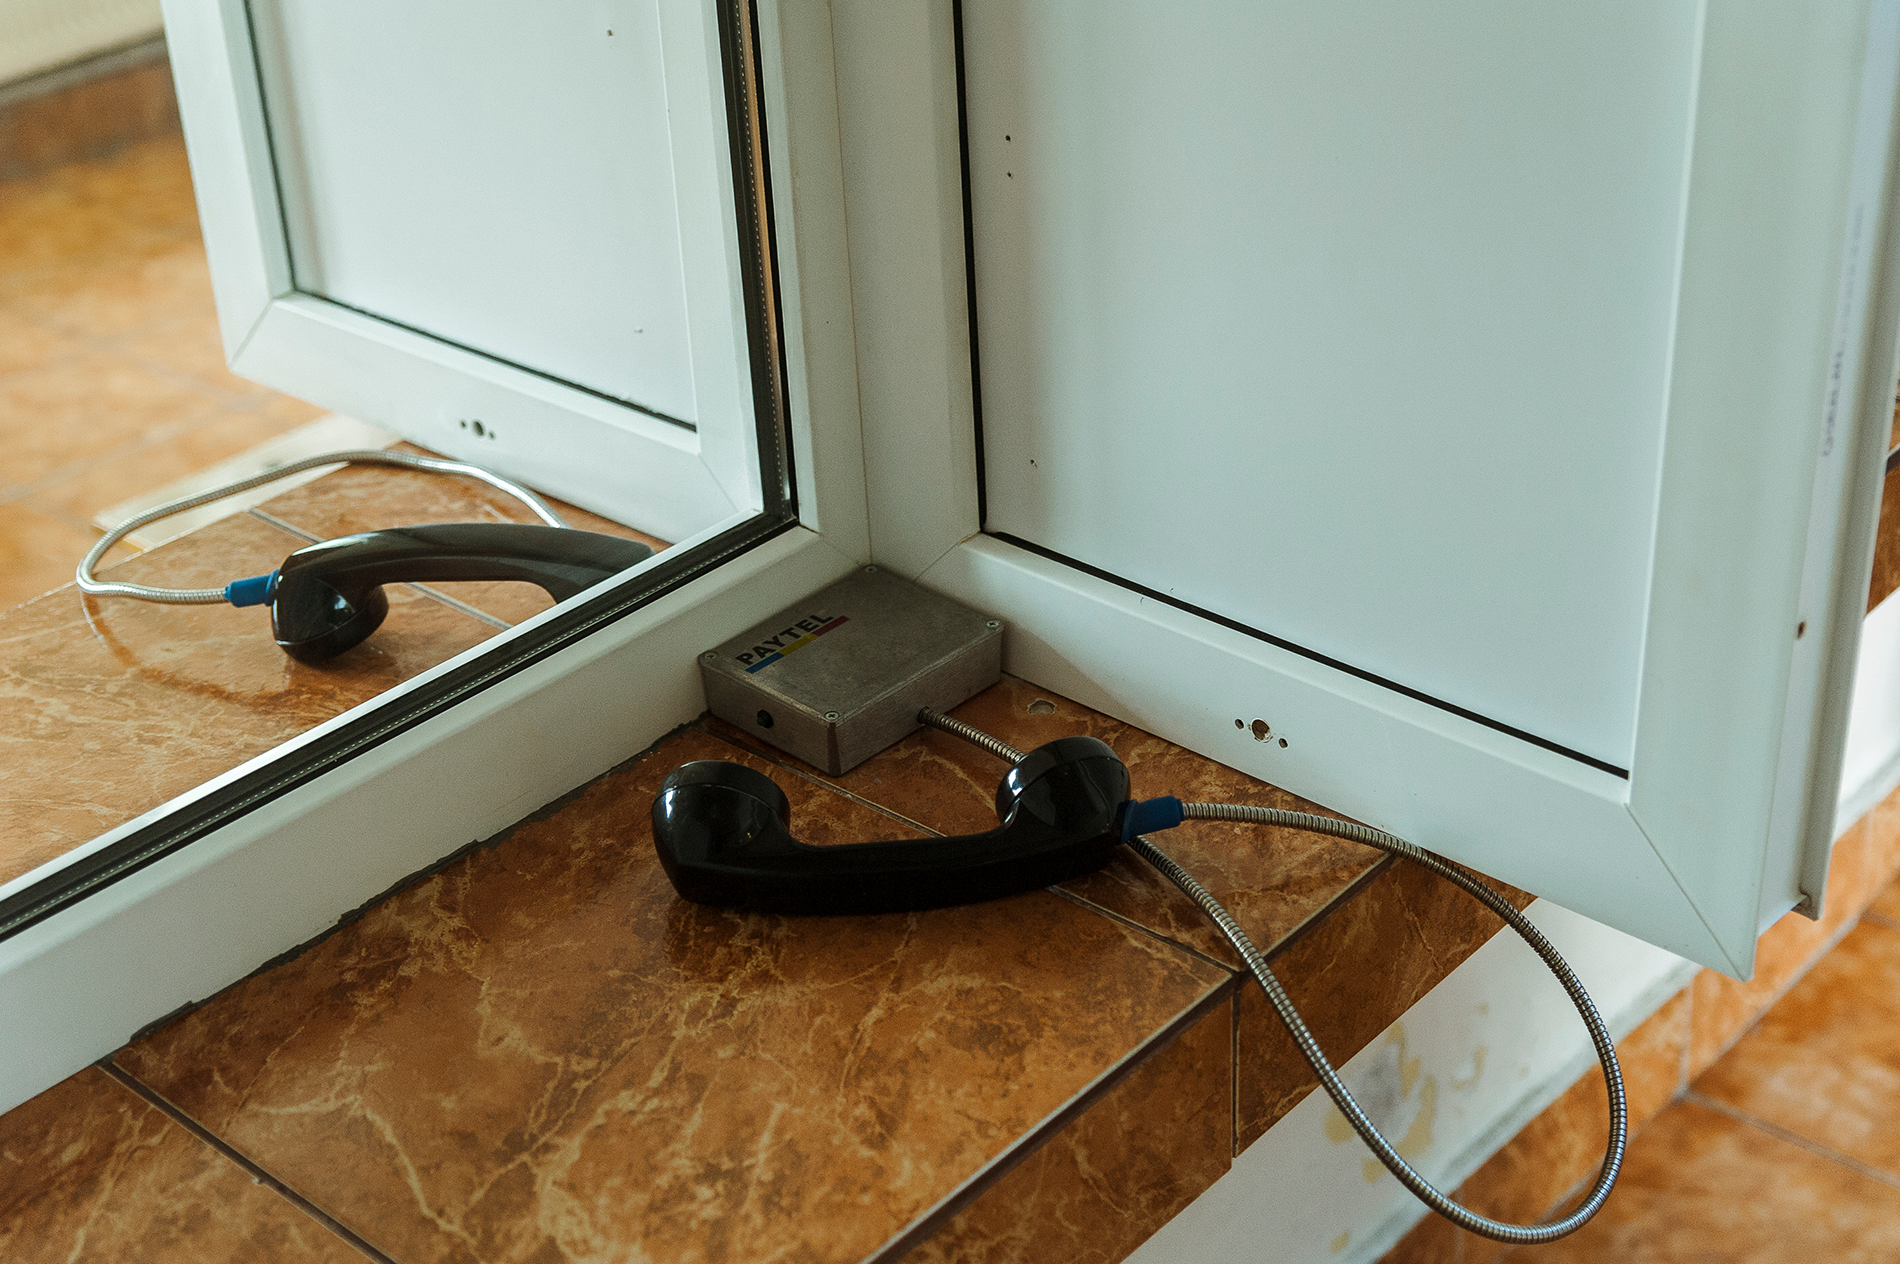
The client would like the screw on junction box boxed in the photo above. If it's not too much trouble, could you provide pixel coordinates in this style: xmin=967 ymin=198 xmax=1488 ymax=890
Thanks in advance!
xmin=698 ymin=567 xmax=1003 ymax=774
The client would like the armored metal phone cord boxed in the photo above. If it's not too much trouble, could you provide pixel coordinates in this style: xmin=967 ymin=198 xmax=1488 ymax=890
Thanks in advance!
xmin=918 ymin=709 xmax=1625 ymax=1246
xmin=75 ymin=449 xmax=567 ymax=604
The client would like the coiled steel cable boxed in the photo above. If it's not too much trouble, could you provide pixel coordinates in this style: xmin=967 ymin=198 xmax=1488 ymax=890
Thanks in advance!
xmin=916 ymin=709 xmax=1624 ymax=1244
xmin=75 ymin=449 xmax=567 ymax=604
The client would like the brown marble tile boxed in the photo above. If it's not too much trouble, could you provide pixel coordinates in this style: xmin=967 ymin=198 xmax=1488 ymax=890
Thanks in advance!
xmin=1454 ymin=988 xmax=1691 ymax=1264
xmin=1236 ymin=857 xmax=1534 ymax=1151
xmin=0 ymin=512 xmax=501 ymax=886
xmin=0 ymin=1067 xmax=356 ymax=1263
xmin=1868 ymin=462 xmax=1900 ymax=612
xmin=1499 ymin=1100 xmax=1900 ymax=1264
xmin=27 ymin=407 xmax=315 ymax=524
xmin=1863 ymin=784 xmax=1900 ymax=925
xmin=116 ymin=727 xmax=1231 ymax=1264
xmin=0 ymin=499 xmax=99 ymax=610
xmin=1694 ymin=921 xmax=1900 ymax=1180
xmin=0 ymin=59 xmax=182 ymax=185
xmin=0 ymin=307 xmax=81 ymax=377
xmin=0 ymin=345 xmax=228 ymax=487
xmin=52 ymin=132 xmax=202 ymax=241
xmin=113 ymin=308 xmax=273 ymax=404
xmin=713 ymin=675 xmax=1382 ymax=970
xmin=254 ymin=449 xmax=670 ymax=626
xmin=0 ymin=174 xmax=170 ymax=275
xmin=1869 ymin=874 xmax=1900 ymax=925
xmin=904 ymin=992 xmax=1233 ymax=1264
xmin=1 ymin=236 xmax=220 ymax=340
xmin=1686 ymin=819 xmax=1871 ymax=1079
xmin=1382 ymin=1212 xmax=1461 ymax=1264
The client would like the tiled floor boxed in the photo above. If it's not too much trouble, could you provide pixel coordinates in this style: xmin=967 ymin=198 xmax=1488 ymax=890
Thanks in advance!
xmin=1498 ymin=893 xmax=1900 ymax=1263
xmin=0 ymin=129 xmax=323 ymax=611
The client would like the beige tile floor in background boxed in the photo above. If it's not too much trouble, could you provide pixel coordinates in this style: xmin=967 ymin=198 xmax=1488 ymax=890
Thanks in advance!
xmin=0 ymin=132 xmax=321 ymax=609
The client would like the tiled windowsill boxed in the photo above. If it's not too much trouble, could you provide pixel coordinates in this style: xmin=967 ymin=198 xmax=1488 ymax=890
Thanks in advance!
xmin=0 ymin=451 xmax=665 ymax=889
xmin=0 ymin=474 xmax=1532 ymax=1262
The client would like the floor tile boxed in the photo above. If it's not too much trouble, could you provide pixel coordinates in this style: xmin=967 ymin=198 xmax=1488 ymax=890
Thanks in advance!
xmin=1500 ymin=1100 xmax=1900 ymax=1264
xmin=0 ymin=1067 xmax=356 ymax=1264
xmin=26 ymin=407 xmax=316 ymax=527
xmin=54 ymin=133 xmax=202 ymax=240
xmin=0 ymin=308 xmax=81 ymax=377
xmin=1870 ymin=874 xmax=1900 ymax=924
xmin=713 ymin=674 xmax=1381 ymax=971
xmin=1863 ymin=783 xmax=1900 ymax=893
xmin=1382 ymin=1212 xmax=1461 ymax=1264
xmin=904 ymin=993 xmax=1233 ymax=1264
xmin=2 ymin=235 xmax=220 ymax=340
xmin=713 ymin=676 xmax=1518 ymax=1157
xmin=252 ymin=450 xmax=670 ymax=625
xmin=116 ymin=727 xmax=1231 ymax=1264
xmin=0 ymin=512 xmax=502 ymax=887
xmin=0 ymin=346 xmax=229 ymax=487
xmin=0 ymin=177 xmax=170 ymax=274
xmin=1688 ymin=893 xmax=1854 ymax=1079
xmin=0 ymin=499 xmax=99 ymax=611
xmin=112 ymin=307 xmax=271 ymax=404
xmin=1694 ymin=921 xmax=1900 ymax=1180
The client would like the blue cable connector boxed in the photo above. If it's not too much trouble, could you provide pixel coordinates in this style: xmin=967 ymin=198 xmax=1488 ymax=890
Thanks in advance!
xmin=223 ymin=571 xmax=279 ymax=607
xmin=1119 ymin=795 xmax=1186 ymax=840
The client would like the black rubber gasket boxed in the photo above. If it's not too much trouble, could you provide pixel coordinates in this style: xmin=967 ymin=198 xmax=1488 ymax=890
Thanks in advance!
xmin=987 ymin=531 xmax=1632 ymax=780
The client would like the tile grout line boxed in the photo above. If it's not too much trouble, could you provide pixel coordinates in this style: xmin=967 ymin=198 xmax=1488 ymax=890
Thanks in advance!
xmin=1689 ymin=911 xmax=1874 ymax=1077
xmin=98 ymin=1061 xmax=401 ymax=1264
xmin=1045 ymin=885 xmax=1241 ymax=977
xmin=1862 ymin=908 xmax=1900 ymax=933
xmin=859 ymin=983 xmax=1235 ymax=1264
xmin=1681 ymin=1090 xmax=1900 ymax=1194
xmin=700 ymin=722 xmax=976 ymax=841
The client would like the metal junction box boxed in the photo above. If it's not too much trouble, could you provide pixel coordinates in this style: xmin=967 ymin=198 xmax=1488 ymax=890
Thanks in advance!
xmin=699 ymin=567 xmax=1004 ymax=774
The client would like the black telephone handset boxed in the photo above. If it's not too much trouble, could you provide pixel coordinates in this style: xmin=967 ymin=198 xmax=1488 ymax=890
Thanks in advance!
xmin=651 ymin=736 xmax=1131 ymax=914
xmin=268 ymin=523 xmax=653 ymax=662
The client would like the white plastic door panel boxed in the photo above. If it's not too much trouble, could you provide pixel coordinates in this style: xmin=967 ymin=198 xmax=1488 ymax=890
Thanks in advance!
xmin=840 ymin=0 xmax=1900 ymax=976
xmin=168 ymin=0 xmax=770 ymax=540
xmin=969 ymin=2 xmax=1698 ymax=774
xmin=251 ymin=0 xmax=727 ymax=429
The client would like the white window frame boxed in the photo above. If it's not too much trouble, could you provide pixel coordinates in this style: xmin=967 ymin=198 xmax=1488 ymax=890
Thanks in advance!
xmin=4 ymin=0 xmax=1899 ymax=1115
xmin=166 ymin=0 xmax=782 ymax=541
xmin=826 ymin=0 xmax=1900 ymax=981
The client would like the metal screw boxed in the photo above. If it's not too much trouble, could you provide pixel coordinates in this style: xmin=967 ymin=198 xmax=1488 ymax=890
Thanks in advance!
xmin=864 ymin=565 xmax=879 ymax=573
xmin=823 ymin=711 xmax=840 ymax=722
xmin=986 ymin=620 xmax=1001 ymax=629
xmin=703 ymin=651 xmax=718 ymax=660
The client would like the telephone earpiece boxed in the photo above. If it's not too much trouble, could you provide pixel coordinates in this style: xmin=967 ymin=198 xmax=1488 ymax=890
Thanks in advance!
xmin=257 ymin=523 xmax=653 ymax=662
xmin=651 ymin=736 xmax=1131 ymax=914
